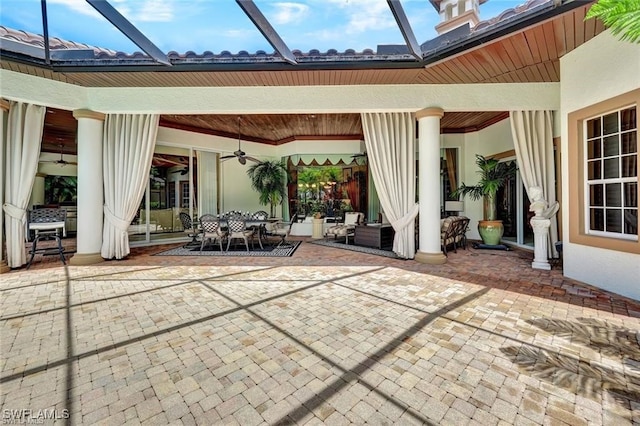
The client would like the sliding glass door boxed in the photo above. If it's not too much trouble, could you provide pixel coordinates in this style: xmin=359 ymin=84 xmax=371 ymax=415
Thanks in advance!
xmin=129 ymin=146 xmax=198 ymax=244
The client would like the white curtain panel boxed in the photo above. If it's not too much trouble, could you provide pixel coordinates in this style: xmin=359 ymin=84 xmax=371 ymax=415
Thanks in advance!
xmin=102 ymin=114 xmax=159 ymax=259
xmin=196 ymin=150 xmax=218 ymax=218
xmin=510 ymin=110 xmax=559 ymax=257
xmin=3 ymin=102 xmax=45 ymax=268
xmin=362 ymin=112 xmax=418 ymax=259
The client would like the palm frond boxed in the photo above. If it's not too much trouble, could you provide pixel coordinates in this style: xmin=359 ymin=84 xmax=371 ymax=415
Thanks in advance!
xmin=586 ymin=0 xmax=640 ymax=43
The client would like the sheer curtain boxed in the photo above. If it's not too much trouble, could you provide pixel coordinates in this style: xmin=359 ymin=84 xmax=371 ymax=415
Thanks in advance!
xmin=102 ymin=114 xmax=159 ymax=259
xmin=362 ymin=112 xmax=418 ymax=259
xmin=3 ymin=102 xmax=45 ymax=268
xmin=510 ymin=110 xmax=559 ymax=257
xmin=196 ymin=150 xmax=218 ymax=218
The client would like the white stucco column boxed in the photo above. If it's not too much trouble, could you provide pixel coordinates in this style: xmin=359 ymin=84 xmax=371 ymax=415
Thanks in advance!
xmin=0 ymin=99 xmax=9 ymax=273
xmin=69 ymin=109 xmax=105 ymax=265
xmin=414 ymin=107 xmax=447 ymax=265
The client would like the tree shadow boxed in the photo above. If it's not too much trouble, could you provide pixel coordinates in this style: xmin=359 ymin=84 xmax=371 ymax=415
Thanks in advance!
xmin=500 ymin=317 xmax=640 ymax=418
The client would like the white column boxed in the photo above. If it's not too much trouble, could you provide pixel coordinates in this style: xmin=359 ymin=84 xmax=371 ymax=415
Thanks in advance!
xmin=69 ymin=109 xmax=105 ymax=265
xmin=0 ymin=99 xmax=9 ymax=273
xmin=414 ymin=107 xmax=447 ymax=265
xmin=531 ymin=217 xmax=551 ymax=270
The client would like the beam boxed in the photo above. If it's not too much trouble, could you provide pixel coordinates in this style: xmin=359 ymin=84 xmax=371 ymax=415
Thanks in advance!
xmin=387 ymin=0 xmax=423 ymax=61
xmin=85 ymin=0 xmax=171 ymax=66
xmin=236 ymin=0 xmax=297 ymax=65
xmin=40 ymin=0 xmax=51 ymax=64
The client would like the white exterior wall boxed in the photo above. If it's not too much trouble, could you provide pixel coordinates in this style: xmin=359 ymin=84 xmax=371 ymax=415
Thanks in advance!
xmin=560 ymin=30 xmax=640 ymax=300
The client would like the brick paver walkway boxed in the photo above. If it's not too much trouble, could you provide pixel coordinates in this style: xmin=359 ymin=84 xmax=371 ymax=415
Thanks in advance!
xmin=1 ymin=239 xmax=639 ymax=425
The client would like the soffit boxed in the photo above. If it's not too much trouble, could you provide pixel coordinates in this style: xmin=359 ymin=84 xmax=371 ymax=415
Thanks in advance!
xmin=41 ymin=108 xmax=509 ymax=155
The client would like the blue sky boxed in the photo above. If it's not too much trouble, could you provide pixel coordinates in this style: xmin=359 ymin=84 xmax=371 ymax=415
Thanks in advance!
xmin=1 ymin=0 xmax=525 ymax=54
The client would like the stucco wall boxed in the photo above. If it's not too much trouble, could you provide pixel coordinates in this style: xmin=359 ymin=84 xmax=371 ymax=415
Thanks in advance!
xmin=156 ymin=127 xmax=363 ymax=218
xmin=560 ymin=30 xmax=640 ymax=300
xmin=446 ymin=119 xmax=514 ymax=241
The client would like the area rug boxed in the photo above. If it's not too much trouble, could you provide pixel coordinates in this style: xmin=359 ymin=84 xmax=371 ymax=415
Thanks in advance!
xmin=153 ymin=241 xmax=301 ymax=257
xmin=311 ymin=239 xmax=399 ymax=259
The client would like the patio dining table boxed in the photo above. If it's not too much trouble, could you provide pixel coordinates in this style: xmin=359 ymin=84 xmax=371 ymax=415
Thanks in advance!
xmin=197 ymin=216 xmax=282 ymax=251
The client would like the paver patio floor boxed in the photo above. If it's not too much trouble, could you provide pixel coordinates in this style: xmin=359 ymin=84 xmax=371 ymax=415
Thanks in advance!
xmin=1 ymin=239 xmax=639 ymax=425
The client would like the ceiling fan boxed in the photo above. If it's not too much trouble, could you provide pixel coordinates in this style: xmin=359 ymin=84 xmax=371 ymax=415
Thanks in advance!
xmin=42 ymin=144 xmax=77 ymax=167
xmin=221 ymin=116 xmax=261 ymax=165
xmin=170 ymin=167 xmax=189 ymax=175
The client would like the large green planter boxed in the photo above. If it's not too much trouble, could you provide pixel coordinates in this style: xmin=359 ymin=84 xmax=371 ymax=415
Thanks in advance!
xmin=478 ymin=220 xmax=504 ymax=245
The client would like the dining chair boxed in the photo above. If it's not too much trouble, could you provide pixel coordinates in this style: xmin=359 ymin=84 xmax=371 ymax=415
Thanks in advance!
xmin=179 ymin=212 xmax=201 ymax=247
xmin=269 ymin=213 xmax=296 ymax=247
xmin=26 ymin=208 xmax=67 ymax=268
xmin=250 ymin=210 xmax=269 ymax=245
xmin=199 ymin=215 xmax=227 ymax=252
xmin=226 ymin=218 xmax=255 ymax=252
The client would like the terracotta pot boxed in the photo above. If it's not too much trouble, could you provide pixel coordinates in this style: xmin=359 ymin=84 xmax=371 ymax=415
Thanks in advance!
xmin=478 ymin=220 xmax=503 ymax=245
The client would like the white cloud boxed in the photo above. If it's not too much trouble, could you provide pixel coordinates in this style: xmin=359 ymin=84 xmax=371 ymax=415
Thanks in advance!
xmin=134 ymin=0 xmax=175 ymax=22
xmin=317 ymin=0 xmax=396 ymax=36
xmin=47 ymin=0 xmax=103 ymax=19
xmin=48 ymin=0 xmax=173 ymax=23
xmin=270 ymin=2 xmax=310 ymax=24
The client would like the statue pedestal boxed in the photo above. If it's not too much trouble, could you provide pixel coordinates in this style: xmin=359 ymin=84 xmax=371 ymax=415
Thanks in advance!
xmin=531 ymin=217 xmax=551 ymax=270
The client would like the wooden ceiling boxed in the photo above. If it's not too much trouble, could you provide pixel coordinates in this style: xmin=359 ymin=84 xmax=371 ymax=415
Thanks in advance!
xmin=18 ymin=2 xmax=604 ymax=155
xmin=41 ymin=109 xmax=510 ymax=154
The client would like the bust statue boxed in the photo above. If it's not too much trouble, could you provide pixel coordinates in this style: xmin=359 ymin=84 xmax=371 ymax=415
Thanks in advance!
xmin=529 ymin=186 xmax=559 ymax=219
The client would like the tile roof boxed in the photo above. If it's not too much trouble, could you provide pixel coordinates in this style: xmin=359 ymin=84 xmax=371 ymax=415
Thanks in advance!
xmin=0 ymin=0 xmax=563 ymax=67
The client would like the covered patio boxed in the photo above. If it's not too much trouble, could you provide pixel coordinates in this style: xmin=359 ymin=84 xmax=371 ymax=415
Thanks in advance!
xmin=2 ymin=239 xmax=639 ymax=424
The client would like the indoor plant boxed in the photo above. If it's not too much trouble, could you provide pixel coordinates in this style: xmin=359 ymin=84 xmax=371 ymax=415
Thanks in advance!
xmin=451 ymin=154 xmax=517 ymax=245
xmin=247 ymin=159 xmax=288 ymax=218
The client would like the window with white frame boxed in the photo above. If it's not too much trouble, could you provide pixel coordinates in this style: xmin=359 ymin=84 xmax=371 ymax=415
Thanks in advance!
xmin=585 ymin=105 xmax=638 ymax=239
xmin=180 ymin=181 xmax=190 ymax=208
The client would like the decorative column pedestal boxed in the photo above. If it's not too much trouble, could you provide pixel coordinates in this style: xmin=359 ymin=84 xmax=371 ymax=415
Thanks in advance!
xmin=311 ymin=218 xmax=324 ymax=239
xmin=531 ymin=217 xmax=551 ymax=270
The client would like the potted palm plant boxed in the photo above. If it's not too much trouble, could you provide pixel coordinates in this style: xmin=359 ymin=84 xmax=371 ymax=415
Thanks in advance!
xmin=247 ymin=159 xmax=288 ymax=218
xmin=451 ymin=154 xmax=517 ymax=246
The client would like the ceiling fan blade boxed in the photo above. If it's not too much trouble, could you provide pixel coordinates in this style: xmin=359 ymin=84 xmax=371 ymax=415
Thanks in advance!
xmin=220 ymin=155 xmax=235 ymax=160
xmin=238 ymin=156 xmax=247 ymax=165
xmin=245 ymin=156 xmax=262 ymax=163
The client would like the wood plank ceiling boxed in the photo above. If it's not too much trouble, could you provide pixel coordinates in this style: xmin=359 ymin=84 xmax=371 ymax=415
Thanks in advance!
xmin=19 ymin=3 xmax=604 ymax=154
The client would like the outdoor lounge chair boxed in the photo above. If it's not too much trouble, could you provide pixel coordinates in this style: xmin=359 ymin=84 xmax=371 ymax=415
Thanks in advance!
xmin=324 ymin=212 xmax=364 ymax=244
